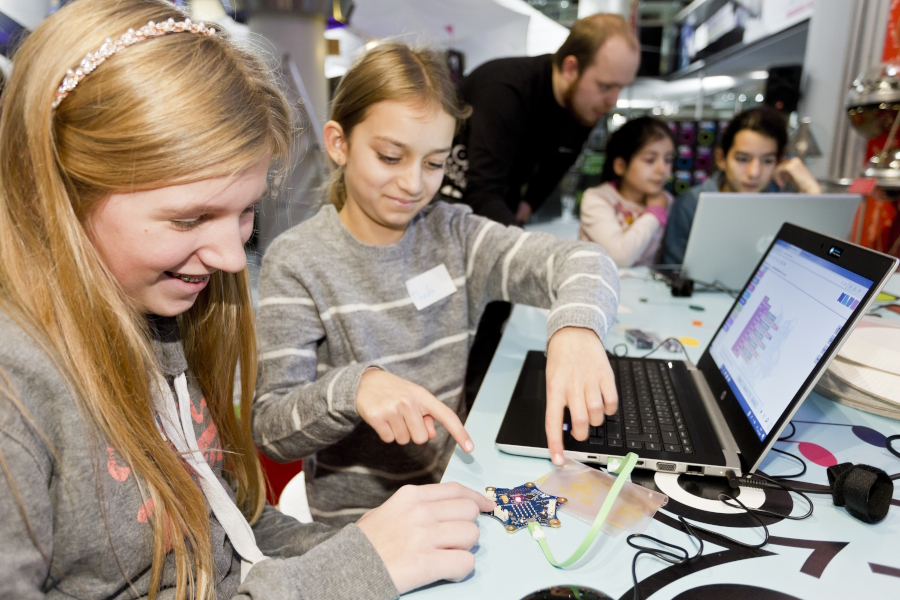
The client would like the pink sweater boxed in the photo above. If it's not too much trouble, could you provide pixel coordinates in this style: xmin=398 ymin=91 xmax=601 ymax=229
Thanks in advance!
xmin=579 ymin=182 xmax=671 ymax=267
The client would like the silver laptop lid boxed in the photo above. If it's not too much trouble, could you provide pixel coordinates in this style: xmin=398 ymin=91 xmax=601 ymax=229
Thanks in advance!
xmin=694 ymin=223 xmax=898 ymax=472
xmin=681 ymin=193 xmax=861 ymax=290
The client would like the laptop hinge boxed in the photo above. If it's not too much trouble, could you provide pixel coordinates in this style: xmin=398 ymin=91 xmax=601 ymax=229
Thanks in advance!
xmin=687 ymin=366 xmax=741 ymax=456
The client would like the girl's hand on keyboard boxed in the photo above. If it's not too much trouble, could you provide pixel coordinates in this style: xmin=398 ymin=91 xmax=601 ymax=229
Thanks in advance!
xmin=545 ymin=326 xmax=619 ymax=465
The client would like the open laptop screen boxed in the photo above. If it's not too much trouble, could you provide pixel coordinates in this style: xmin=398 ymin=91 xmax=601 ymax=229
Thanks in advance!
xmin=707 ymin=240 xmax=873 ymax=442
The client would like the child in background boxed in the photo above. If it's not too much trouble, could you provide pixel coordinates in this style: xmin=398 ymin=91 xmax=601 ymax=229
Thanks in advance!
xmin=660 ymin=106 xmax=822 ymax=265
xmin=254 ymin=43 xmax=620 ymax=526
xmin=0 ymin=1 xmax=493 ymax=597
xmin=579 ymin=116 xmax=675 ymax=267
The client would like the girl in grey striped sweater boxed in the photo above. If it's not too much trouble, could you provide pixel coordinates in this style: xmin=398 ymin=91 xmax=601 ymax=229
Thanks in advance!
xmin=253 ymin=43 xmax=621 ymax=526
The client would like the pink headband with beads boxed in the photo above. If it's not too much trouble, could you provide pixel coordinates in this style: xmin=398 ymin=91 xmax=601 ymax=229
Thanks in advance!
xmin=52 ymin=17 xmax=216 ymax=110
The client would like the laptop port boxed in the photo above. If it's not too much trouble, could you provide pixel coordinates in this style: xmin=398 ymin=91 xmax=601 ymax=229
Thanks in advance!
xmin=657 ymin=462 xmax=676 ymax=471
xmin=686 ymin=465 xmax=703 ymax=474
xmin=636 ymin=460 xmax=645 ymax=466
xmin=587 ymin=455 xmax=598 ymax=460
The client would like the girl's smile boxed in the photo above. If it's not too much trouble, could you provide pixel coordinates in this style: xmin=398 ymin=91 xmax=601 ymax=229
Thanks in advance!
xmin=86 ymin=155 xmax=270 ymax=316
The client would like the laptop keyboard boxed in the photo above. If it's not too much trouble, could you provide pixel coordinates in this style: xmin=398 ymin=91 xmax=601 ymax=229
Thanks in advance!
xmin=582 ymin=359 xmax=693 ymax=454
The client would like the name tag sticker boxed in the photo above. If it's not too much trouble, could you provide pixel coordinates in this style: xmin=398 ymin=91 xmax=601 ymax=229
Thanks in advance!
xmin=406 ymin=264 xmax=458 ymax=310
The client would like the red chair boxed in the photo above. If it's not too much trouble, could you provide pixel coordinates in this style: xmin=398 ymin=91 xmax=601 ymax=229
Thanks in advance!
xmin=258 ymin=451 xmax=303 ymax=506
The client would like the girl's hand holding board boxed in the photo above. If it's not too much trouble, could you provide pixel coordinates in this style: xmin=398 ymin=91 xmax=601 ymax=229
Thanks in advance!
xmin=356 ymin=482 xmax=495 ymax=593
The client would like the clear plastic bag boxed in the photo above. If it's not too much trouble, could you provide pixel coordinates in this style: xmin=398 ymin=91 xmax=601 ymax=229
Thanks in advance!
xmin=534 ymin=459 xmax=668 ymax=537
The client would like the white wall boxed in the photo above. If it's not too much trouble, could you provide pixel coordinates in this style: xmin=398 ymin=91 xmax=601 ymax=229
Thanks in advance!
xmin=577 ymin=0 xmax=631 ymax=19
xmin=798 ymin=0 xmax=890 ymax=181
xmin=0 ymin=0 xmax=49 ymax=29
xmin=248 ymin=14 xmax=328 ymax=136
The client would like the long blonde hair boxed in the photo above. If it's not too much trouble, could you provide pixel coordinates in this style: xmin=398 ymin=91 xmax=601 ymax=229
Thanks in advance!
xmin=328 ymin=43 xmax=471 ymax=209
xmin=0 ymin=0 xmax=291 ymax=598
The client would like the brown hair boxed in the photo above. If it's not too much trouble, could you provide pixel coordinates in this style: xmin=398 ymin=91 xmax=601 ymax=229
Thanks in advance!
xmin=327 ymin=42 xmax=471 ymax=209
xmin=552 ymin=13 xmax=639 ymax=74
xmin=0 ymin=0 xmax=290 ymax=597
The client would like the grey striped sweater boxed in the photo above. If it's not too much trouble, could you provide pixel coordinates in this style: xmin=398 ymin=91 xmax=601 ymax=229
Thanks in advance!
xmin=253 ymin=201 xmax=619 ymax=525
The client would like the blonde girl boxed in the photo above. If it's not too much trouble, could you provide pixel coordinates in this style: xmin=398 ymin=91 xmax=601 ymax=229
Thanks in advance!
xmin=0 ymin=1 xmax=491 ymax=598
xmin=253 ymin=43 xmax=621 ymax=526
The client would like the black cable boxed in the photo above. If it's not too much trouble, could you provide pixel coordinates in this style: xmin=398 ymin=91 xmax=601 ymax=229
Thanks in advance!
xmin=612 ymin=343 xmax=628 ymax=357
xmin=778 ymin=421 xmax=796 ymax=441
xmin=640 ymin=337 xmax=686 ymax=359
xmin=768 ymin=447 xmax=807 ymax=479
xmin=887 ymin=435 xmax=900 ymax=480
xmin=691 ymin=278 xmax=739 ymax=298
xmin=627 ymin=425 xmax=898 ymax=598
xmin=722 ymin=472 xmax=815 ymax=520
xmin=627 ymin=517 xmax=703 ymax=600
xmin=887 ymin=435 xmax=900 ymax=461
xmin=627 ymin=495 xmax=771 ymax=600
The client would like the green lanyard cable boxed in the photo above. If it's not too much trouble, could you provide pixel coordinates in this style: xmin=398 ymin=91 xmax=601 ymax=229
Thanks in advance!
xmin=526 ymin=452 xmax=639 ymax=568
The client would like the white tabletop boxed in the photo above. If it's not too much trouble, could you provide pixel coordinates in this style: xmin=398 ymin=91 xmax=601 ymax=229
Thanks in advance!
xmin=405 ymin=267 xmax=900 ymax=600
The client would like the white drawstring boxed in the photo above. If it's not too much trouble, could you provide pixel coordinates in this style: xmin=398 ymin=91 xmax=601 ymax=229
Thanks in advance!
xmin=153 ymin=372 xmax=267 ymax=582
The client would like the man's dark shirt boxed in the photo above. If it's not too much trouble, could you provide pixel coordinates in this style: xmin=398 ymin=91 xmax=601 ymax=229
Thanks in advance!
xmin=442 ymin=54 xmax=593 ymax=226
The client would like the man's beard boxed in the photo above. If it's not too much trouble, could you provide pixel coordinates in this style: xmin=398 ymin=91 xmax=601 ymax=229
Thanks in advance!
xmin=562 ymin=75 xmax=602 ymax=127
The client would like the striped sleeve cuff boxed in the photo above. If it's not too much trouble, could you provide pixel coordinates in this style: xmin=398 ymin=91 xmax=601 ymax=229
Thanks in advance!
xmin=546 ymin=302 xmax=612 ymax=344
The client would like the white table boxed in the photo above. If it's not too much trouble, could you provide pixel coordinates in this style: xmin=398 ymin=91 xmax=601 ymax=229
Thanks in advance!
xmin=405 ymin=270 xmax=900 ymax=600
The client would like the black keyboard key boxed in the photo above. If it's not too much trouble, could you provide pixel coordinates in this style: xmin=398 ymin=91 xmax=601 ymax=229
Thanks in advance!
xmin=683 ymin=445 xmax=693 ymax=454
xmin=608 ymin=439 xmax=623 ymax=447
xmin=607 ymin=432 xmax=622 ymax=440
xmin=626 ymin=441 xmax=643 ymax=450
xmin=659 ymin=423 xmax=676 ymax=432
xmin=625 ymin=418 xmax=640 ymax=426
xmin=625 ymin=425 xmax=641 ymax=434
xmin=662 ymin=431 xmax=679 ymax=444
xmin=589 ymin=437 xmax=606 ymax=446
xmin=664 ymin=444 xmax=682 ymax=453
xmin=646 ymin=442 xmax=661 ymax=451
xmin=625 ymin=432 xmax=659 ymax=443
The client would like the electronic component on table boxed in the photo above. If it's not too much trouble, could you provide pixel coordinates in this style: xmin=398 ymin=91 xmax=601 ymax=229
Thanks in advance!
xmin=625 ymin=329 xmax=654 ymax=350
xmin=483 ymin=483 xmax=567 ymax=533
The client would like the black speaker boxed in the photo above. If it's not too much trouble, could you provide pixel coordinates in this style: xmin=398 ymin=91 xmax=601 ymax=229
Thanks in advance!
xmin=765 ymin=65 xmax=803 ymax=114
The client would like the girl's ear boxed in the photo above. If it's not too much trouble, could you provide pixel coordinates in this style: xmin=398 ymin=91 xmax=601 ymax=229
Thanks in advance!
xmin=612 ymin=156 xmax=628 ymax=177
xmin=714 ymin=147 xmax=726 ymax=172
xmin=323 ymin=120 xmax=348 ymax=166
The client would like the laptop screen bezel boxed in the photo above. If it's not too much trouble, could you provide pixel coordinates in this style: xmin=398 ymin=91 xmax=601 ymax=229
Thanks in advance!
xmin=695 ymin=222 xmax=897 ymax=472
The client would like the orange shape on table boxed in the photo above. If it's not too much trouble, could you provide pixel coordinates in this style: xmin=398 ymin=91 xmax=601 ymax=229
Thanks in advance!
xmin=692 ymin=320 xmax=703 ymax=327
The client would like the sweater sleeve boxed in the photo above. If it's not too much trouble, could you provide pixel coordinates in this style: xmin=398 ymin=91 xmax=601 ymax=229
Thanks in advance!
xmin=252 ymin=251 xmax=377 ymax=462
xmin=0 ymin=399 xmax=54 ymax=599
xmin=237 ymin=524 xmax=398 ymax=600
xmin=578 ymin=186 xmax=663 ymax=268
xmin=455 ymin=208 xmax=619 ymax=343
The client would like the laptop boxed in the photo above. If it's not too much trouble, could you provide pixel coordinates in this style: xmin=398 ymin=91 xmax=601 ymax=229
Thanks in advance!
xmin=496 ymin=223 xmax=897 ymax=476
xmin=679 ymin=193 xmax=861 ymax=290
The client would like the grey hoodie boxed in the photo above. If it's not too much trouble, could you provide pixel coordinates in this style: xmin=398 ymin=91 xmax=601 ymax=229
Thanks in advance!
xmin=0 ymin=311 xmax=397 ymax=599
